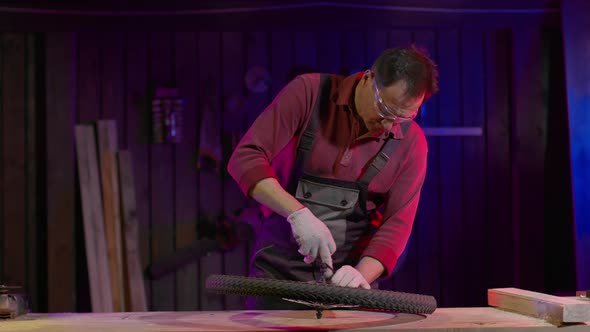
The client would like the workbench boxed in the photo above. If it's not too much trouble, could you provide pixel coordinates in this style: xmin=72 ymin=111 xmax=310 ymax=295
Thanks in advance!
xmin=1 ymin=307 xmax=589 ymax=332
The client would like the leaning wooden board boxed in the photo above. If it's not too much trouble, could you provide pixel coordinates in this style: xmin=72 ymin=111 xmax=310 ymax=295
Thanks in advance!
xmin=1 ymin=308 xmax=589 ymax=332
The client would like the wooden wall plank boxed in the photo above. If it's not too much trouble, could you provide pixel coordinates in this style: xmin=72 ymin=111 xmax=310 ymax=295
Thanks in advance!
xmin=222 ymin=31 xmax=247 ymax=310
xmin=341 ymin=31 xmax=365 ymax=75
xmin=294 ymin=32 xmax=317 ymax=72
xmin=270 ymin=32 xmax=293 ymax=97
xmin=198 ymin=31 xmax=224 ymax=310
xmin=1 ymin=33 xmax=26 ymax=290
xmin=124 ymin=31 xmax=151 ymax=309
xmin=413 ymin=30 xmax=442 ymax=302
xmin=173 ymin=32 xmax=199 ymax=311
xmin=243 ymin=31 xmax=270 ymax=262
xmin=317 ymin=31 xmax=340 ymax=74
xmin=148 ymin=31 xmax=176 ymax=311
xmin=77 ymin=31 xmax=100 ymax=122
xmin=45 ymin=32 xmax=77 ymax=312
xmin=118 ymin=150 xmax=148 ymax=311
xmin=0 ymin=32 xmax=3 ymax=285
xmin=25 ymin=33 xmax=39 ymax=312
xmin=100 ymin=34 xmax=126 ymax=146
xmin=461 ymin=29 xmax=487 ymax=306
xmin=97 ymin=120 xmax=125 ymax=311
xmin=74 ymin=124 xmax=113 ymax=312
xmin=437 ymin=29 xmax=464 ymax=307
xmin=484 ymin=29 xmax=514 ymax=290
xmin=511 ymin=27 xmax=546 ymax=292
xmin=387 ymin=30 xmax=419 ymax=294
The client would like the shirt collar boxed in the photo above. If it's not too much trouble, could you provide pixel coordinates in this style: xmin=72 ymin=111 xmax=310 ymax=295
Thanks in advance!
xmin=334 ymin=72 xmax=405 ymax=140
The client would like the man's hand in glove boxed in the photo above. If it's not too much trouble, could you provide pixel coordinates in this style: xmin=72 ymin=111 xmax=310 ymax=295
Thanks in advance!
xmin=329 ymin=265 xmax=371 ymax=289
xmin=287 ymin=207 xmax=336 ymax=267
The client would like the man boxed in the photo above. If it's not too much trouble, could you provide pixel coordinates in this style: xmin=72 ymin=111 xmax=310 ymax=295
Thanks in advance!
xmin=227 ymin=46 xmax=439 ymax=309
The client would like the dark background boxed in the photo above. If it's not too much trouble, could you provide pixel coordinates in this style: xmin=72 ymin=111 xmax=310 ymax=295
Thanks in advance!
xmin=0 ymin=0 xmax=584 ymax=312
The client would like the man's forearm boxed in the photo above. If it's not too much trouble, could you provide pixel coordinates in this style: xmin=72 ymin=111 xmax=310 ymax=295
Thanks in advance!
xmin=250 ymin=177 xmax=304 ymax=218
xmin=355 ymin=256 xmax=385 ymax=284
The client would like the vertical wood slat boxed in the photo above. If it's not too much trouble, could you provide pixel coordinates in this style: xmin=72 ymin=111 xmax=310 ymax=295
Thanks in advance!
xmin=317 ymin=31 xmax=340 ymax=74
xmin=25 ymin=33 xmax=38 ymax=312
xmin=485 ymin=29 xmax=514 ymax=290
xmin=244 ymin=31 xmax=271 ymax=261
xmin=118 ymin=150 xmax=148 ymax=311
xmin=2 ymin=33 xmax=26 ymax=290
xmin=222 ymin=31 xmax=247 ymax=310
xmin=77 ymin=32 xmax=101 ymax=122
xmin=270 ymin=32 xmax=293 ymax=98
xmin=45 ymin=32 xmax=77 ymax=312
xmin=461 ymin=29 xmax=487 ymax=306
xmin=173 ymin=32 xmax=199 ymax=311
xmin=294 ymin=32 xmax=317 ymax=72
xmin=198 ymin=31 xmax=224 ymax=310
xmin=97 ymin=120 xmax=125 ymax=311
xmin=437 ymin=29 xmax=464 ymax=307
xmin=387 ymin=30 xmax=419 ymax=294
xmin=0 ymin=32 xmax=3 ymax=285
xmin=341 ymin=31 xmax=365 ymax=74
xmin=74 ymin=124 xmax=113 ymax=312
xmin=511 ymin=27 xmax=546 ymax=292
xmin=124 ymin=31 xmax=151 ymax=309
xmin=148 ymin=32 xmax=176 ymax=311
xmin=413 ymin=30 xmax=441 ymax=301
xmin=100 ymin=34 xmax=126 ymax=149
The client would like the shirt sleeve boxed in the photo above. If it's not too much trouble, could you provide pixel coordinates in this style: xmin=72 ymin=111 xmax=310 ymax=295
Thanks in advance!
xmin=360 ymin=124 xmax=428 ymax=276
xmin=227 ymin=74 xmax=319 ymax=197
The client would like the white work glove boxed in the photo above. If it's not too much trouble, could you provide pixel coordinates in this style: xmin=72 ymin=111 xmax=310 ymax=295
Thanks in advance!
xmin=329 ymin=265 xmax=371 ymax=289
xmin=287 ymin=207 xmax=336 ymax=267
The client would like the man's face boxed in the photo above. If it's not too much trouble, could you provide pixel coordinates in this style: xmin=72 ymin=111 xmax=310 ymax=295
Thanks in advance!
xmin=357 ymin=74 xmax=425 ymax=134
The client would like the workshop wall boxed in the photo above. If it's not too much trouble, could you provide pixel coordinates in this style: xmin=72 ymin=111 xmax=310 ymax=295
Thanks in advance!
xmin=0 ymin=1 xmax=576 ymax=312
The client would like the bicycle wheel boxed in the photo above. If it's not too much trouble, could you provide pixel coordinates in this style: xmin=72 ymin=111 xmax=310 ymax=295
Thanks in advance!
xmin=205 ymin=274 xmax=436 ymax=314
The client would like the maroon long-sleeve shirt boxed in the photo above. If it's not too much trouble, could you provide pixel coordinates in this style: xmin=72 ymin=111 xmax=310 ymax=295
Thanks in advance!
xmin=227 ymin=73 xmax=428 ymax=276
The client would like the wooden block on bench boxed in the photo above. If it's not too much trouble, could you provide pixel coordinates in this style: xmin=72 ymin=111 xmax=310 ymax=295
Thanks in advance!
xmin=488 ymin=287 xmax=590 ymax=325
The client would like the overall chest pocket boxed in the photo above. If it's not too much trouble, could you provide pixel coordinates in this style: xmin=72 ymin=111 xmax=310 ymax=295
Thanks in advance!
xmin=295 ymin=177 xmax=360 ymax=222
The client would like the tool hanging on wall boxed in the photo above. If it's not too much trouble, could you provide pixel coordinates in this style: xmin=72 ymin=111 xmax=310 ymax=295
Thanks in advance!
xmin=152 ymin=87 xmax=184 ymax=144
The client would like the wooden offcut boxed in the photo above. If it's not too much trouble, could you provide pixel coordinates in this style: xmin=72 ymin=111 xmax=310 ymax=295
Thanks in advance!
xmin=488 ymin=288 xmax=590 ymax=324
xmin=118 ymin=150 xmax=148 ymax=311
xmin=96 ymin=119 xmax=125 ymax=312
xmin=74 ymin=124 xmax=113 ymax=312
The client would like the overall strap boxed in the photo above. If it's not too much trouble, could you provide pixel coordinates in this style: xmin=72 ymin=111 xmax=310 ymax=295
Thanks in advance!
xmin=291 ymin=74 xmax=332 ymax=184
xmin=357 ymin=121 xmax=412 ymax=188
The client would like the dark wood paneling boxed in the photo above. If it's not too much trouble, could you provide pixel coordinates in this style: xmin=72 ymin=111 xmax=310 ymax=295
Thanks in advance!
xmin=124 ymin=31 xmax=151 ymax=310
xmin=461 ymin=29 xmax=486 ymax=306
xmin=77 ymin=32 xmax=101 ymax=122
xmin=317 ymin=31 xmax=340 ymax=74
xmin=148 ymin=32 xmax=176 ymax=311
xmin=294 ymin=32 xmax=317 ymax=72
xmin=45 ymin=32 xmax=77 ymax=312
xmin=270 ymin=32 xmax=293 ymax=98
xmin=198 ymin=31 xmax=224 ymax=310
xmin=25 ymin=34 xmax=39 ymax=312
xmin=2 ymin=33 xmax=26 ymax=290
xmin=221 ymin=31 xmax=247 ymax=310
xmin=437 ymin=29 xmax=464 ymax=307
xmin=341 ymin=31 xmax=365 ymax=75
xmin=484 ymin=29 xmax=514 ymax=290
xmin=511 ymin=27 xmax=546 ymax=292
xmin=413 ymin=30 xmax=442 ymax=302
xmin=173 ymin=32 xmax=199 ymax=311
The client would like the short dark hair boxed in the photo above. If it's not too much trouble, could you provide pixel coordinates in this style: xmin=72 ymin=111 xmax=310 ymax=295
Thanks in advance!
xmin=372 ymin=46 xmax=439 ymax=100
